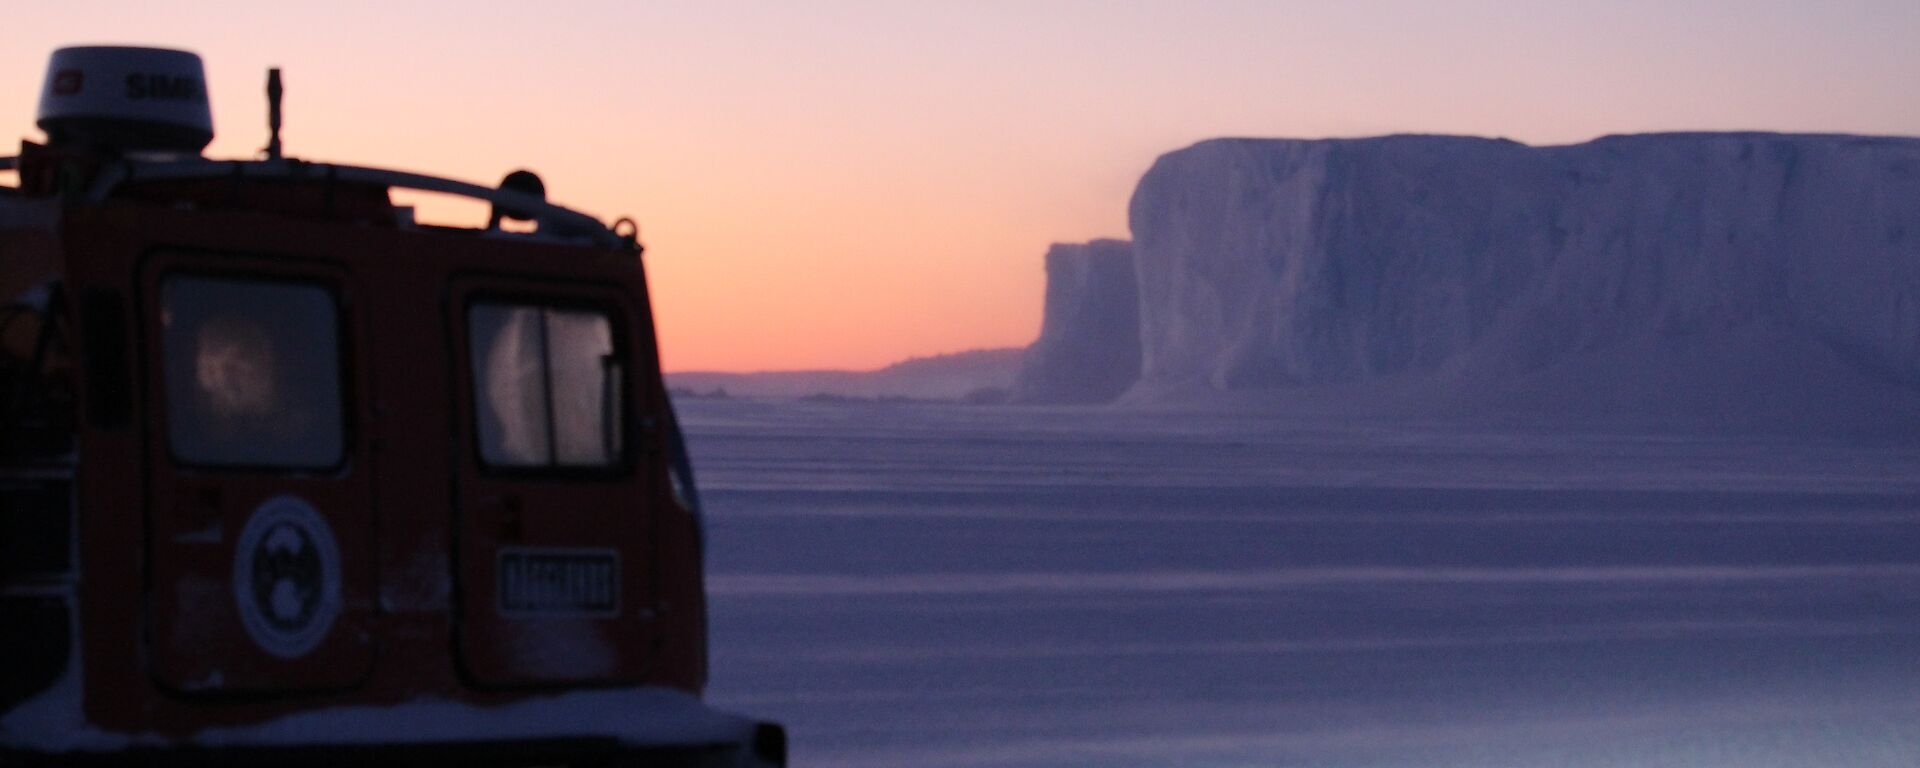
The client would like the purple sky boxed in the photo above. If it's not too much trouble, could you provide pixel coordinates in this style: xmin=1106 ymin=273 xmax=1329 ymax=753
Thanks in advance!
xmin=9 ymin=1 xmax=1918 ymax=370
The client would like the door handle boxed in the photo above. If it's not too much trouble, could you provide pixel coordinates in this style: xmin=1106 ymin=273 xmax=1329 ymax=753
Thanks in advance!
xmin=167 ymin=484 xmax=224 ymax=544
xmin=479 ymin=493 xmax=525 ymax=541
xmin=172 ymin=485 xmax=222 ymax=523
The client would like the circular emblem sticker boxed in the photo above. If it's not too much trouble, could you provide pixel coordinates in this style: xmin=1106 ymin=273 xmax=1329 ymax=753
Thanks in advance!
xmin=232 ymin=495 xmax=342 ymax=659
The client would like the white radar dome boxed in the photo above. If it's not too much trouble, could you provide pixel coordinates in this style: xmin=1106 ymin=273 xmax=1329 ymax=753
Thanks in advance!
xmin=36 ymin=46 xmax=214 ymax=153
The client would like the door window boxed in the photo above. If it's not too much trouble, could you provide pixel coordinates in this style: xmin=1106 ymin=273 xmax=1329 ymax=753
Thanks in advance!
xmin=160 ymin=275 xmax=345 ymax=468
xmin=468 ymin=303 xmax=623 ymax=468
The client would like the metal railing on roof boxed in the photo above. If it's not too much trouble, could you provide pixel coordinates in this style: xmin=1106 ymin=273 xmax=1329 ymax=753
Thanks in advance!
xmin=68 ymin=156 xmax=636 ymax=250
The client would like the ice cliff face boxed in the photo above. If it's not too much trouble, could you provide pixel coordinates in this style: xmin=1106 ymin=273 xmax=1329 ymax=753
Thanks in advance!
xmin=1014 ymin=239 xmax=1140 ymax=404
xmin=1127 ymin=133 xmax=1920 ymax=423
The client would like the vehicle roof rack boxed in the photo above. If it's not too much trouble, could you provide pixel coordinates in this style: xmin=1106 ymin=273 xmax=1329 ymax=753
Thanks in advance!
xmin=73 ymin=156 xmax=635 ymax=250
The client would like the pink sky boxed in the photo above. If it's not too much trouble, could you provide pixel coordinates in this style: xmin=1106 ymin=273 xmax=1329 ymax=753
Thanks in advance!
xmin=9 ymin=1 xmax=1919 ymax=371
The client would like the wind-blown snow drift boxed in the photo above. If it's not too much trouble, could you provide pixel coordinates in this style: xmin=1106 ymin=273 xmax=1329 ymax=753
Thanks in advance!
xmin=1127 ymin=133 xmax=1920 ymax=426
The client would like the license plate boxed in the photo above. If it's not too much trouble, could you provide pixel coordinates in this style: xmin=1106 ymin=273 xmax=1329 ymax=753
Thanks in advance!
xmin=497 ymin=548 xmax=620 ymax=617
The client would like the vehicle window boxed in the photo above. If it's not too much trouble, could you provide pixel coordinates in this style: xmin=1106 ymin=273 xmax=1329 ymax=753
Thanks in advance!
xmin=161 ymin=276 xmax=344 ymax=468
xmin=469 ymin=302 xmax=622 ymax=468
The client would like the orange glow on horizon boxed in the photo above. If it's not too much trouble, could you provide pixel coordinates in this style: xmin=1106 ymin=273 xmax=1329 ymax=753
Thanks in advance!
xmin=8 ymin=3 xmax=1920 ymax=372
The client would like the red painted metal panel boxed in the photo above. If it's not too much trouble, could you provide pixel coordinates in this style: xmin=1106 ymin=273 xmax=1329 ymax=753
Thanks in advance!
xmin=136 ymin=250 xmax=377 ymax=694
xmin=445 ymin=274 xmax=665 ymax=686
xmin=56 ymin=198 xmax=703 ymax=736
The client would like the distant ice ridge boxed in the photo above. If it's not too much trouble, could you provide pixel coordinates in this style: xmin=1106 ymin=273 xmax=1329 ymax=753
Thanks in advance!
xmin=1123 ymin=133 xmax=1920 ymax=427
xmin=1012 ymin=239 xmax=1140 ymax=404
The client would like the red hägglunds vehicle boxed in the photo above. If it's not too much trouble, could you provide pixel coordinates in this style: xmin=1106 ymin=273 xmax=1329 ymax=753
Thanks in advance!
xmin=0 ymin=45 xmax=783 ymax=767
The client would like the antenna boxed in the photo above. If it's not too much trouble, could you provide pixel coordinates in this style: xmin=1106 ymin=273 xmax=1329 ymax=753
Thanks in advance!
xmin=264 ymin=67 xmax=283 ymax=159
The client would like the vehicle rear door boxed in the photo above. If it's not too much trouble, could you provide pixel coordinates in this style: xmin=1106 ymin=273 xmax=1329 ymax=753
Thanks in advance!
xmin=448 ymin=275 xmax=661 ymax=686
xmin=139 ymin=249 xmax=376 ymax=693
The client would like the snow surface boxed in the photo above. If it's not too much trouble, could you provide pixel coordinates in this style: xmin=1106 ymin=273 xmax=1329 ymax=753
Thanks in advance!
xmin=189 ymin=688 xmax=758 ymax=748
xmin=2 ymin=683 xmax=760 ymax=753
xmin=3 ymin=592 xmax=750 ymax=754
xmin=0 ymin=599 xmax=144 ymax=754
xmin=687 ymin=398 xmax=1920 ymax=767
xmin=1127 ymin=133 xmax=1920 ymax=429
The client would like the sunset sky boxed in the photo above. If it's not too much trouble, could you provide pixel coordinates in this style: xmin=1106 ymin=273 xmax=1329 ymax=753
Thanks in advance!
xmin=9 ymin=1 xmax=1920 ymax=371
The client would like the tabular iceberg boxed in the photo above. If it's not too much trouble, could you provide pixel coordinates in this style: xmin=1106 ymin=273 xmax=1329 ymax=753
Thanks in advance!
xmin=1124 ymin=133 xmax=1920 ymax=427
xmin=1013 ymin=239 xmax=1141 ymax=404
